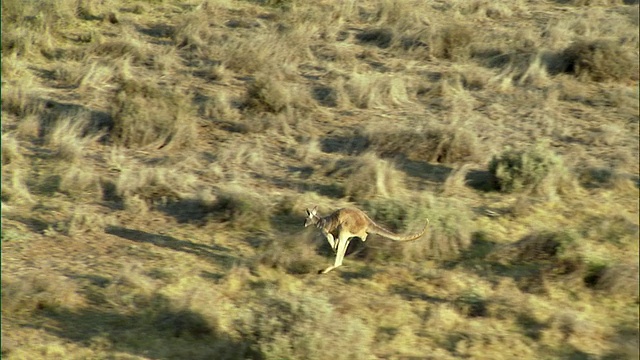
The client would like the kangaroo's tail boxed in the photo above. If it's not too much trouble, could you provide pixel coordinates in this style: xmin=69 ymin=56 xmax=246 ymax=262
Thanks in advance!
xmin=366 ymin=217 xmax=430 ymax=241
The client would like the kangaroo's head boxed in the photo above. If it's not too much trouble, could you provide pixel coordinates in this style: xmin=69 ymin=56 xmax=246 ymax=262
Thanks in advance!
xmin=304 ymin=206 xmax=319 ymax=227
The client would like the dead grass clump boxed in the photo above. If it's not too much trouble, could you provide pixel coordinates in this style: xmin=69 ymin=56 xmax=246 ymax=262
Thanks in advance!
xmin=110 ymin=81 xmax=197 ymax=150
xmin=1 ymin=0 xmax=74 ymax=57
xmin=53 ymin=206 xmax=107 ymax=236
xmin=360 ymin=197 xmax=431 ymax=262
xmin=559 ymin=38 xmax=638 ymax=82
xmin=58 ymin=164 xmax=102 ymax=200
xmin=254 ymin=233 xmax=321 ymax=274
xmin=336 ymin=152 xmax=406 ymax=201
xmin=87 ymin=35 xmax=150 ymax=66
xmin=116 ymin=166 xmax=198 ymax=207
xmin=1 ymin=169 xmax=35 ymax=205
xmin=2 ymin=272 xmax=84 ymax=316
xmin=522 ymin=231 xmax=579 ymax=263
xmin=489 ymin=231 xmax=587 ymax=293
xmin=209 ymin=186 xmax=272 ymax=232
xmin=429 ymin=25 xmax=474 ymax=61
xmin=1 ymin=81 xmax=43 ymax=118
xmin=366 ymin=124 xmax=482 ymax=164
xmin=488 ymin=144 xmax=575 ymax=196
xmin=45 ymin=114 xmax=103 ymax=163
xmin=244 ymin=75 xmax=305 ymax=114
xmin=420 ymin=195 xmax=473 ymax=260
xmin=583 ymin=213 xmax=639 ymax=247
xmin=340 ymin=72 xmax=411 ymax=109
xmin=441 ymin=164 xmax=471 ymax=196
xmin=1 ymin=133 xmax=25 ymax=166
xmin=104 ymin=263 xmax=159 ymax=310
xmin=52 ymin=60 xmax=116 ymax=93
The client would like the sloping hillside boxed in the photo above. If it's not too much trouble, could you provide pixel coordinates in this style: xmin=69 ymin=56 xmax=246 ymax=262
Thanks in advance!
xmin=2 ymin=1 xmax=639 ymax=359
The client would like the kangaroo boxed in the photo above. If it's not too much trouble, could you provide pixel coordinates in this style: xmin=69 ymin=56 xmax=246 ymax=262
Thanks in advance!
xmin=304 ymin=206 xmax=429 ymax=274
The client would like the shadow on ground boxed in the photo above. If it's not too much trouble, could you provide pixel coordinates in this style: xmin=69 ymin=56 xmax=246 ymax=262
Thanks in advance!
xmin=40 ymin=291 xmax=262 ymax=360
xmin=105 ymin=226 xmax=238 ymax=268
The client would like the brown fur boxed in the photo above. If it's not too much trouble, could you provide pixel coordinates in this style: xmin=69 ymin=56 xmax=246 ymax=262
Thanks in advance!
xmin=305 ymin=206 xmax=429 ymax=273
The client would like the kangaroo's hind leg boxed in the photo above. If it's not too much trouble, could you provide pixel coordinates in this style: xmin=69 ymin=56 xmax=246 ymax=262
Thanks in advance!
xmin=320 ymin=233 xmax=351 ymax=274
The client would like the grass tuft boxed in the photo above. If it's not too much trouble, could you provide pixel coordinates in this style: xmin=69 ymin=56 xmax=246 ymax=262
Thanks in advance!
xmin=334 ymin=152 xmax=406 ymax=201
xmin=366 ymin=124 xmax=482 ymax=164
xmin=560 ymin=38 xmax=638 ymax=82
xmin=2 ymin=272 xmax=84 ymax=315
xmin=110 ymin=80 xmax=197 ymax=150
xmin=209 ymin=185 xmax=273 ymax=232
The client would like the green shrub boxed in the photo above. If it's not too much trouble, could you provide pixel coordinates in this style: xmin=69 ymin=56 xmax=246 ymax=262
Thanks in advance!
xmin=362 ymin=194 xmax=472 ymax=262
xmin=489 ymin=144 xmax=573 ymax=195
xmin=238 ymin=288 xmax=375 ymax=360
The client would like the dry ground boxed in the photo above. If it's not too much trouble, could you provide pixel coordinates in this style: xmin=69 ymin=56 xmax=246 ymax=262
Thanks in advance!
xmin=2 ymin=0 xmax=639 ymax=359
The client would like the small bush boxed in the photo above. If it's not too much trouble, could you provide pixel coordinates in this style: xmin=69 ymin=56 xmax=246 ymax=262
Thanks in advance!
xmin=366 ymin=124 xmax=482 ymax=164
xmin=489 ymin=144 xmax=574 ymax=195
xmin=560 ymin=39 xmax=638 ymax=82
xmin=238 ymin=288 xmax=375 ymax=360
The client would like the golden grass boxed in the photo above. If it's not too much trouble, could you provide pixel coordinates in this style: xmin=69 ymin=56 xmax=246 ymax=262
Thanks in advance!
xmin=1 ymin=0 xmax=638 ymax=359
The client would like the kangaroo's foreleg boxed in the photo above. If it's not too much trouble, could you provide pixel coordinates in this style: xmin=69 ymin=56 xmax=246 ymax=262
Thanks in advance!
xmin=324 ymin=232 xmax=336 ymax=253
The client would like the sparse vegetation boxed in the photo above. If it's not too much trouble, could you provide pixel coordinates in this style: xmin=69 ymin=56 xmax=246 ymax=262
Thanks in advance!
xmin=2 ymin=0 xmax=638 ymax=359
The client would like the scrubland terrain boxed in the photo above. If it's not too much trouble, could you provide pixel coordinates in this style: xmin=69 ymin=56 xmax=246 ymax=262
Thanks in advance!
xmin=2 ymin=0 xmax=639 ymax=359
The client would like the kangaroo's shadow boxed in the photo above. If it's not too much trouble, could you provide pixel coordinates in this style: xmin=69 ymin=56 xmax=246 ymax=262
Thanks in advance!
xmin=105 ymin=226 xmax=238 ymax=268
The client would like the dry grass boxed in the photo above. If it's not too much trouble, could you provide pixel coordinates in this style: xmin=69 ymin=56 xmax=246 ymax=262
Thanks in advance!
xmin=560 ymin=38 xmax=639 ymax=81
xmin=110 ymin=79 xmax=198 ymax=150
xmin=1 ymin=0 xmax=638 ymax=359
xmin=365 ymin=123 xmax=483 ymax=164
xmin=338 ymin=152 xmax=407 ymax=201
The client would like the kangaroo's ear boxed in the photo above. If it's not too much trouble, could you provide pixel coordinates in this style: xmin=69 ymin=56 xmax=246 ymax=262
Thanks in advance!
xmin=311 ymin=206 xmax=318 ymax=214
